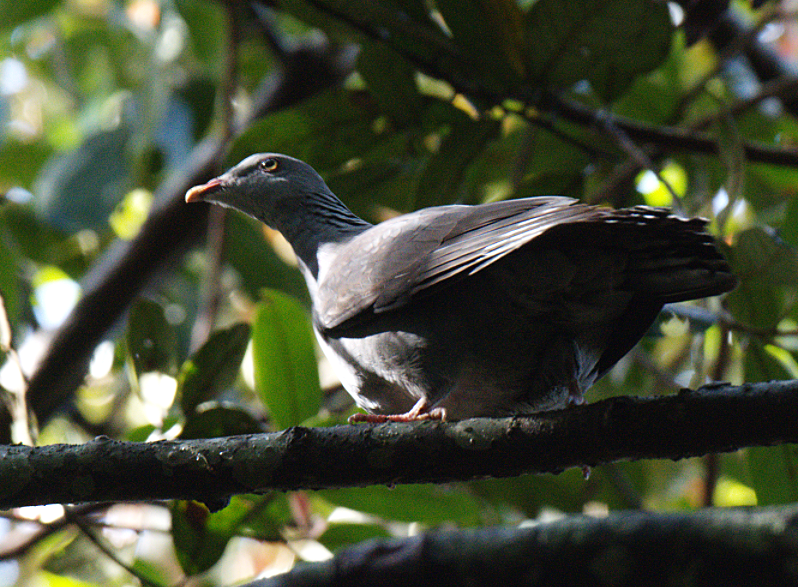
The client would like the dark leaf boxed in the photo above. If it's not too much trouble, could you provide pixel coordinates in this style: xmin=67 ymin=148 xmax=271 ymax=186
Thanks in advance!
xmin=0 ymin=0 xmax=60 ymax=30
xmin=436 ymin=0 xmax=525 ymax=93
xmin=224 ymin=207 xmax=310 ymax=305
xmin=747 ymin=445 xmax=798 ymax=506
xmin=742 ymin=339 xmax=794 ymax=383
xmin=171 ymin=500 xmax=230 ymax=576
xmin=724 ymin=228 xmax=798 ymax=329
xmin=675 ymin=0 xmax=730 ymax=45
xmin=358 ymin=41 xmax=423 ymax=127
xmin=524 ymin=0 xmax=673 ymax=101
xmin=229 ymin=89 xmax=381 ymax=172
xmin=126 ymin=299 xmax=177 ymax=384
xmin=179 ymin=323 xmax=251 ymax=414
xmin=413 ymin=118 xmax=500 ymax=208
xmin=172 ymin=494 xmax=289 ymax=575
xmin=34 ymin=126 xmax=132 ymax=232
xmin=180 ymin=405 xmax=263 ymax=439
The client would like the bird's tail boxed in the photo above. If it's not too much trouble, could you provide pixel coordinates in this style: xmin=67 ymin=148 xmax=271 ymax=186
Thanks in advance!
xmin=585 ymin=206 xmax=737 ymax=302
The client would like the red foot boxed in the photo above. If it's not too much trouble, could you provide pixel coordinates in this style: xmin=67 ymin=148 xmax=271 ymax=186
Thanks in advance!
xmin=348 ymin=397 xmax=447 ymax=424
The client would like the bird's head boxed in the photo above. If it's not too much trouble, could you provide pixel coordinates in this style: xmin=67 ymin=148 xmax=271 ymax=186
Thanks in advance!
xmin=185 ymin=153 xmax=331 ymax=227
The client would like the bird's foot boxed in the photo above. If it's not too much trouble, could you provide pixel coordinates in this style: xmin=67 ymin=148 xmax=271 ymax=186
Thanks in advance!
xmin=348 ymin=398 xmax=446 ymax=424
xmin=567 ymin=381 xmax=585 ymax=406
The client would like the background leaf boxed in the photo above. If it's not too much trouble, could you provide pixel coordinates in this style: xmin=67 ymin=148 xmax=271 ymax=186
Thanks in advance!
xmin=252 ymin=289 xmax=322 ymax=429
xmin=179 ymin=323 xmax=250 ymax=414
xmin=524 ymin=0 xmax=673 ymax=101
xmin=125 ymin=298 xmax=177 ymax=384
xmin=0 ymin=0 xmax=61 ymax=31
xmin=747 ymin=445 xmax=798 ymax=506
xmin=320 ymin=484 xmax=487 ymax=527
xmin=34 ymin=126 xmax=132 ymax=232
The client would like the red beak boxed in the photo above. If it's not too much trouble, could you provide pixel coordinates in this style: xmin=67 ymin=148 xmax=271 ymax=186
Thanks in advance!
xmin=185 ymin=177 xmax=223 ymax=203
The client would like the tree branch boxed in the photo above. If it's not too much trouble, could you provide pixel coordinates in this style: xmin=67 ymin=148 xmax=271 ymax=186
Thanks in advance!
xmin=242 ymin=504 xmax=798 ymax=587
xmin=544 ymin=94 xmax=798 ymax=168
xmin=2 ymin=380 xmax=797 ymax=509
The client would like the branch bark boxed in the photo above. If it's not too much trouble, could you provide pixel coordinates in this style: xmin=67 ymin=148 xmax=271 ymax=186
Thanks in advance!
xmin=242 ymin=504 xmax=798 ymax=587
xmin=2 ymin=380 xmax=797 ymax=509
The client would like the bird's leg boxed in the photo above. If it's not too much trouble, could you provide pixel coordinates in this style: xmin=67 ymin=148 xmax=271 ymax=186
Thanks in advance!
xmin=567 ymin=380 xmax=585 ymax=406
xmin=567 ymin=380 xmax=591 ymax=479
xmin=348 ymin=397 xmax=447 ymax=424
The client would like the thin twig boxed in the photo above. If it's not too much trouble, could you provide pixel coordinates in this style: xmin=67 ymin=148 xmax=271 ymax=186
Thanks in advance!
xmin=0 ymin=503 xmax=108 ymax=561
xmin=66 ymin=507 xmax=170 ymax=587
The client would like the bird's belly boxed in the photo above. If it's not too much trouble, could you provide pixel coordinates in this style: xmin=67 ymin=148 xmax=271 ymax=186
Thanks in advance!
xmin=315 ymin=289 xmax=614 ymax=418
xmin=316 ymin=329 xmax=431 ymax=415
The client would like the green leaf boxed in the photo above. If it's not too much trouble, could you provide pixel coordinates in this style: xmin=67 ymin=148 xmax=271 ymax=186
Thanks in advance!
xmin=358 ymin=41 xmax=423 ymax=127
xmin=470 ymin=467 xmax=606 ymax=516
xmin=0 ymin=0 xmax=60 ymax=31
xmin=782 ymin=196 xmax=798 ymax=250
xmin=172 ymin=494 xmax=287 ymax=575
xmin=126 ymin=299 xmax=177 ymax=384
xmin=34 ymin=573 xmax=104 ymax=587
xmin=724 ymin=228 xmax=798 ymax=329
xmin=524 ymin=0 xmax=673 ymax=101
xmin=413 ymin=118 xmax=500 ymax=208
xmin=232 ymin=494 xmax=292 ymax=541
xmin=252 ymin=289 xmax=322 ymax=429
xmin=224 ymin=213 xmax=309 ymax=305
xmin=128 ymin=559 xmax=170 ymax=587
xmin=0 ymin=140 xmax=53 ymax=190
xmin=747 ymin=445 xmax=798 ymax=506
xmin=229 ymin=90 xmax=381 ymax=172
xmin=436 ymin=0 xmax=525 ymax=92
xmin=320 ymin=484 xmax=485 ymax=526
xmin=34 ymin=126 xmax=132 ymax=232
xmin=319 ymin=522 xmax=391 ymax=552
xmin=0 ymin=234 xmax=21 ymax=331
xmin=174 ymin=0 xmax=227 ymax=70
xmin=0 ymin=205 xmax=69 ymax=268
xmin=179 ymin=323 xmax=251 ymax=414
xmin=742 ymin=340 xmax=794 ymax=383
xmin=171 ymin=500 xmax=231 ymax=576
xmin=181 ymin=405 xmax=263 ymax=439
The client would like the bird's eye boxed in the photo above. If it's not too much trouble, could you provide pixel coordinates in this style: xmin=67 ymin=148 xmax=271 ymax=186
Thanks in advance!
xmin=259 ymin=158 xmax=279 ymax=172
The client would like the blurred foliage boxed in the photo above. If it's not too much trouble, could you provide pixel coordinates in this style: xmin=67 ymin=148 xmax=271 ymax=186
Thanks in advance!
xmin=1 ymin=0 xmax=798 ymax=585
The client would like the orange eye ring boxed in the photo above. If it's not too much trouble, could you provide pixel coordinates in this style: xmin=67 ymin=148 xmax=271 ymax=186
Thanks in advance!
xmin=259 ymin=158 xmax=279 ymax=172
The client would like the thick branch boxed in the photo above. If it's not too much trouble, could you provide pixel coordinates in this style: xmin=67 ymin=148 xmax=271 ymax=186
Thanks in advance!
xmin=2 ymin=380 xmax=797 ymax=509
xmin=243 ymin=505 xmax=798 ymax=587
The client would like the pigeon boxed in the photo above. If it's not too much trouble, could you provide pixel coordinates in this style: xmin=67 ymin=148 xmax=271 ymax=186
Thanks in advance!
xmin=186 ymin=153 xmax=737 ymax=422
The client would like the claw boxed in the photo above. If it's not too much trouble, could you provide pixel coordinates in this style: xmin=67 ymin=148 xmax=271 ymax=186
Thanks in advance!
xmin=568 ymin=380 xmax=585 ymax=406
xmin=348 ymin=397 xmax=446 ymax=423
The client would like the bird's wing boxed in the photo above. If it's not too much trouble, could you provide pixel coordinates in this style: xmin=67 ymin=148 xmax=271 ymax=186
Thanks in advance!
xmin=315 ymin=196 xmax=599 ymax=329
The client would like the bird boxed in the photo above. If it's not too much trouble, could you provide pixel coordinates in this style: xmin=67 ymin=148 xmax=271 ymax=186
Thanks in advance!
xmin=185 ymin=153 xmax=737 ymax=422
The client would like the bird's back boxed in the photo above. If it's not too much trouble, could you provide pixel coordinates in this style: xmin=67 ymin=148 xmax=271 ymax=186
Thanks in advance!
xmin=315 ymin=199 xmax=735 ymax=418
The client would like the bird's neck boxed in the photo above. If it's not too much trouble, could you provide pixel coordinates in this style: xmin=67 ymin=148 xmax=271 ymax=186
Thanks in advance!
xmin=275 ymin=191 xmax=371 ymax=280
